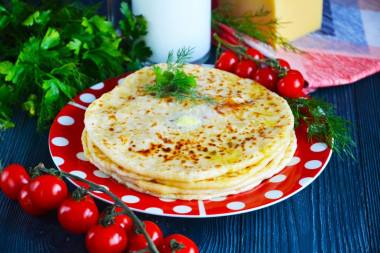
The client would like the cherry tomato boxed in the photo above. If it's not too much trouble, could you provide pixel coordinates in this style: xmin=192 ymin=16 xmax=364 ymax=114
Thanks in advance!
xmin=215 ymin=51 xmax=239 ymax=72
xmin=18 ymin=184 xmax=48 ymax=216
xmin=99 ymin=206 xmax=133 ymax=232
xmin=233 ymin=60 xmax=257 ymax=78
xmin=0 ymin=164 xmax=30 ymax=200
xmin=252 ymin=68 xmax=278 ymax=91
xmin=28 ymin=175 xmax=68 ymax=210
xmin=86 ymin=223 xmax=128 ymax=253
xmin=245 ymin=48 xmax=264 ymax=60
xmin=277 ymin=73 xmax=304 ymax=98
xmin=286 ymin=69 xmax=305 ymax=84
xmin=276 ymin=58 xmax=291 ymax=69
xmin=127 ymin=221 xmax=163 ymax=253
xmin=58 ymin=194 xmax=99 ymax=234
xmin=157 ymin=234 xmax=199 ymax=253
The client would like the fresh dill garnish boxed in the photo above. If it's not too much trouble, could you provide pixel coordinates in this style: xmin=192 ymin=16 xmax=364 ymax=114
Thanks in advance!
xmin=144 ymin=48 xmax=215 ymax=104
xmin=286 ymin=97 xmax=356 ymax=160
xmin=212 ymin=3 xmax=301 ymax=52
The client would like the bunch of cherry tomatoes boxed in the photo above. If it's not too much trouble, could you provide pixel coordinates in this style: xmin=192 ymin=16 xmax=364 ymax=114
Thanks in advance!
xmin=0 ymin=164 xmax=199 ymax=253
xmin=215 ymin=48 xmax=305 ymax=98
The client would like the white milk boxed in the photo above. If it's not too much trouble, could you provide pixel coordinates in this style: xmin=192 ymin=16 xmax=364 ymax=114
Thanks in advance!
xmin=132 ymin=0 xmax=211 ymax=63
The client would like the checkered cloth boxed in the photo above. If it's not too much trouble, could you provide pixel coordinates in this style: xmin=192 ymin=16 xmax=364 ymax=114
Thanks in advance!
xmin=213 ymin=0 xmax=380 ymax=92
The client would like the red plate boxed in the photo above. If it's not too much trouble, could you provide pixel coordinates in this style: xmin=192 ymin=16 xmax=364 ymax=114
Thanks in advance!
xmin=49 ymin=73 xmax=332 ymax=217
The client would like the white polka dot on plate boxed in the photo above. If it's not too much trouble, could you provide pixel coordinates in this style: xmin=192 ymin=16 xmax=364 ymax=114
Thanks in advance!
xmin=287 ymin=156 xmax=301 ymax=166
xmin=52 ymin=156 xmax=64 ymax=166
xmin=159 ymin=198 xmax=176 ymax=202
xmin=76 ymin=152 xmax=88 ymax=161
xmin=269 ymin=174 xmax=287 ymax=183
xmin=118 ymin=78 xmax=125 ymax=85
xmin=122 ymin=195 xmax=140 ymax=204
xmin=299 ymin=177 xmax=313 ymax=186
xmin=310 ymin=142 xmax=328 ymax=152
xmin=90 ymin=82 xmax=104 ymax=90
xmin=173 ymin=205 xmax=192 ymax=214
xmin=69 ymin=170 xmax=87 ymax=179
xmin=145 ymin=207 xmax=164 ymax=214
xmin=265 ymin=190 xmax=283 ymax=199
xmin=93 ymin=185 xmax=110 ymax=193
xmin=51 ymin=137 xmax=69 ymax=147
xmin=80 ymin=93 xmax=96 ymax=103
xmin=226 ymin=201 xmax=245 ymax=210
xmin=209 ymin=196 xmax=227 ymax=202
xmin=304 ymin=160 xmax=322 ymax=169
xmin=57 ymin=116 xmax=74 ymax=126
xmin=93 ymin=170 xmax=110 ymax=178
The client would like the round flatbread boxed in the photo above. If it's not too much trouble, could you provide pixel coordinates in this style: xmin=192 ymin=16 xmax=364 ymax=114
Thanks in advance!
xmin=85 ymin=131 xmax=297 ymax=200
xmin=84 ymin=64 xmax=294 ymax=183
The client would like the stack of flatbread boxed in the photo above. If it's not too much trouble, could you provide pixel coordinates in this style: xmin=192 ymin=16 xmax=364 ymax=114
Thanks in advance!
xmin=82 ymin=64 xmax=297 ymax=200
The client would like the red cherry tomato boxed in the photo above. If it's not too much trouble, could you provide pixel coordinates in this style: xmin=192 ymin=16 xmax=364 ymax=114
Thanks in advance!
xmin=157 ymin=234 xmax=199 ymax=253
xmin=276 ymin=58 xmax=291 ymax=69
xmin=127 ymin=221 xmax=163 ymax=253
xmin=286 ymin=69 xmax=305 ymax=84
xmin=99 ymin=206 xmax=133 ymax=232
xmin=233 ymin=60 xmax=257 ymax=78
xmin=86 ymin=223 xmax=128 ymax=253
xmin=28 ymin=175 xmax=68 ymax=210
xmin=252 ymin=68 xmax=278 ymax=91
xmin=58 ymin=194 xmax=99 ymax=234
xmin=215 ymin=51 xmax=239 ymax=72
xmin=277 ymin=73 xmax=304 ymax=98
xmin=245 ymin=48 xmax=263 ymax=60
xmin=18 ymin=184 xmax=48 ymax=216
xmin=0 ymin=164 xmax=30 ymax=200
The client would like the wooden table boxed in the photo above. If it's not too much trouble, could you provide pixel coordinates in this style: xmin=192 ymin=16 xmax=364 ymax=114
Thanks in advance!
xmin=0 ymin=63 xmax=379 ymax=252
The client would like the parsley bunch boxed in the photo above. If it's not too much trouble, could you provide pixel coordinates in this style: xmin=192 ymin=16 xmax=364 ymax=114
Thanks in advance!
xmin=0 ymin=0 xmax=151 ymax=131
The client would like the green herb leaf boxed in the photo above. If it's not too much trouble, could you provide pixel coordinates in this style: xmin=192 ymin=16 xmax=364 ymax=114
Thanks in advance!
xmin=0 ymin=61 xmax=13 ymax=75
xmin=40 ymin=28 xmax=60 ymax=50
xmin=119 ymin=2 xmax=151 ymax=70
xmin=145 ymin=48 xmax=214 ymax=105
xmin=286 ymin=97 xmax=356 ymax=160
xmin=66 ymin=38 xmax=82 ymax=55
xmin=22 ymin=94 xmax=38 ymax=117
xmin=22 ymin=11 xmax=40 ymax=26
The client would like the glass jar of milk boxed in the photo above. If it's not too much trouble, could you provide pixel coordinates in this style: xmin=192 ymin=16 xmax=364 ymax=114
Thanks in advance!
xmin=132 ymin=0 xmax=211 ymax=64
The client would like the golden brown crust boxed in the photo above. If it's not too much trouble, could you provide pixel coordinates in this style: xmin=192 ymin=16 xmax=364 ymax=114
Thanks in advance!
xmin=84 ymin=64 xmax=294 ymax=183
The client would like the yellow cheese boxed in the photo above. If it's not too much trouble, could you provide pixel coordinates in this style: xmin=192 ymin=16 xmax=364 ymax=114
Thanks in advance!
xmin=218 ymin=0 xmax=323 ymax=42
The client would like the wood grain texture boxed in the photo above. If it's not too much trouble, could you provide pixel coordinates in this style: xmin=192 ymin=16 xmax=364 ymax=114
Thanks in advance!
xmin=0 ymin=72 xmax=379 ymax=253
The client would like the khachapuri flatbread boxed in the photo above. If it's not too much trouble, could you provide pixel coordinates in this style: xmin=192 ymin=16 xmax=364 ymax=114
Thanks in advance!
xmin=82 ymin=64 xmax=296 ymax=200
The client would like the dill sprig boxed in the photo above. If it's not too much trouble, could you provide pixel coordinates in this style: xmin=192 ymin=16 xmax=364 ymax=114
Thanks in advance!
xmin=212 ymin=3 xmax=301 ymax=52
xmin=145 ymin=48 xmax=215 ymax=104
xmin=166 ymin=47 xmax=193 ymax=71
xmin=286 ymin=97 xmax=356 ymax=160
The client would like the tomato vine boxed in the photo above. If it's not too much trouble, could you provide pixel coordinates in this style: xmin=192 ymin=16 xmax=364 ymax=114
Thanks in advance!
xmin=32 ymin=163 xmax=160 ymax=253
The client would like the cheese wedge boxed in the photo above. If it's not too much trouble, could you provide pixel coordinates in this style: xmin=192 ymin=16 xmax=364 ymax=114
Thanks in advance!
xmin=218 ymin=0 xmax=323 ymax=42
